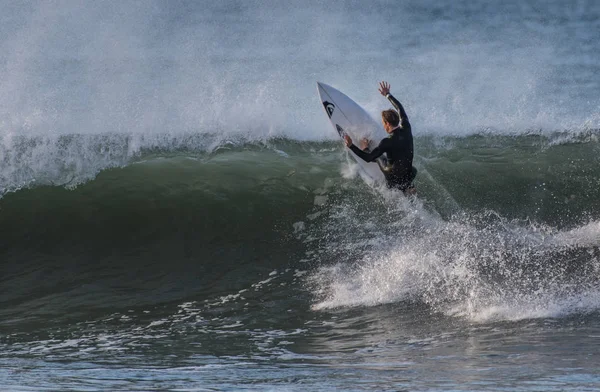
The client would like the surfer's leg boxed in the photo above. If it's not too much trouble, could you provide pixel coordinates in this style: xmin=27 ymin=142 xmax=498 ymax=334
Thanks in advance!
xmin=401 ymin=167 xmax=418 ymax=196
xmin=410 ymin=166 xmax=418 ymax=182
xmin=387 ymin=178 xmax=415 ymax=196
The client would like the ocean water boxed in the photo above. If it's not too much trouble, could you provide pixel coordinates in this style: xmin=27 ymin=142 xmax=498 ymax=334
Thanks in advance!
xmin=1 ymin=0 xmax=600 ymax=390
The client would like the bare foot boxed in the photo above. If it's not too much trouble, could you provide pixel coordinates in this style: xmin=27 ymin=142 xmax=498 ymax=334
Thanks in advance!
xmin=403 ymin=186 xmax=417 ymax=197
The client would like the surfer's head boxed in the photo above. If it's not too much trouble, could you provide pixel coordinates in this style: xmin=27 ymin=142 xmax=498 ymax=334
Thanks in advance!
xmin=381 ymin=109 xmax=400 ymax=133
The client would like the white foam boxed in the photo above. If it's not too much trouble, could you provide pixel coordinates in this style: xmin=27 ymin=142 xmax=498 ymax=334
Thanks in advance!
xmin=453 ymin=289 xmax=600 ymax=323
xmin=552 ymin=221 xmax=600 ymax=248
xmin=308 ymin=189 xmax=600 ymax=322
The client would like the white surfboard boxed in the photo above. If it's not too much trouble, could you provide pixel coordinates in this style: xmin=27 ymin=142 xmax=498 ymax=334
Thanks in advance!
xmin=317 ymin=82 xmax=387 ymax=184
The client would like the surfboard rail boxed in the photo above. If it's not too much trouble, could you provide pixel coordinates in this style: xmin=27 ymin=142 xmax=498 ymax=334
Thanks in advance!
xmin=317 ymin=82 xmax=387 ymax=184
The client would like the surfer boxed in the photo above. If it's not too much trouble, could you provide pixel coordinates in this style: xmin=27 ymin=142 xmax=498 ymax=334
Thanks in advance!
xmin=343 ymin=81 xmax=416 ymax=194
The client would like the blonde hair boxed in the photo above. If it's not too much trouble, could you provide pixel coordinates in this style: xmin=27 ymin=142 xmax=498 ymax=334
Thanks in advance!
xmin=381 ymin=109 xmax=400 ymax=127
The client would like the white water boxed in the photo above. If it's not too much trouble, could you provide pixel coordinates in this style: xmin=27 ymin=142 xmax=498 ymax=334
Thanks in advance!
xmin=306 ymin=169 xmax=600 ymax=323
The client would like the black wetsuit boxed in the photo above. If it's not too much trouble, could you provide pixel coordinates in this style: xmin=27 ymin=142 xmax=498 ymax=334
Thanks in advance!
xmin=349 ymin=94 xmax=416 ymax=191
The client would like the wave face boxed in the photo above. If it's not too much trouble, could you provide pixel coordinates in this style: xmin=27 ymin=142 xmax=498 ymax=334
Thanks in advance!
xmin=1 ymin=134 xmax=600 ymax=326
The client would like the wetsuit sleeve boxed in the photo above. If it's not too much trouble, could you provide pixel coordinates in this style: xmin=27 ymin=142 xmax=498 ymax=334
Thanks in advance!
xmin=387 ymin=94 xmax=411 ymax=129
xmin=349 ymin=139 xmax=388 ymax=163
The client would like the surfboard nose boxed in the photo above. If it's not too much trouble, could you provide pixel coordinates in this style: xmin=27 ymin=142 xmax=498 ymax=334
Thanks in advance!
xmin=317 ymin=81 xmax=332 ymax=90
xmin=317 ymin=82 xmax=328 ymax=95
xmin=317 ymin=81 xmax=335 ymax=95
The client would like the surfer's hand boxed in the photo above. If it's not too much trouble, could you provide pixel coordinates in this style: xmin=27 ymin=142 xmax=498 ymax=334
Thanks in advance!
xmin=343 ymin=134 xmax=353 ymax=147
xmin=360 ymin=138 xmax=370 ymax=150
xmin=378 ymin=81 xmax=390 ymax=96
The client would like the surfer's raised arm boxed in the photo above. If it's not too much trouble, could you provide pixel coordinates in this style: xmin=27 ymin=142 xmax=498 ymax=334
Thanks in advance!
xmin=378 ymin=81 xmax=411 ymax=130
xmin=327 ymin=81 xmax=416 ymax=194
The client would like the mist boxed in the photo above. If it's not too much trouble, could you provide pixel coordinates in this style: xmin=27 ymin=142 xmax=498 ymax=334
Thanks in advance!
xmin=0 ymin=0 xmax=598 ymax=192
